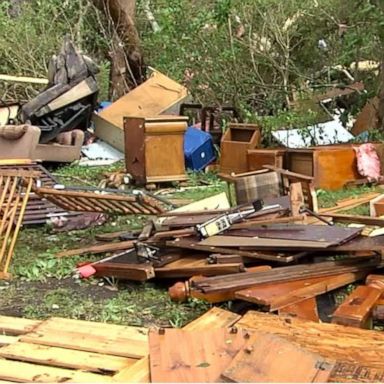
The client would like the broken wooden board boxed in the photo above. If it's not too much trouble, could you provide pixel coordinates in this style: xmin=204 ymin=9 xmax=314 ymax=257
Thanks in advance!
xmin=166 ymin=238 xmax=298 ymax=263
xmin=236 ymin=311 xmax=384 ymax=376
xmin=235 ymin=272 xmax=367 ymax=311
xmin=0 ymin=316 xmax=41 ymax=335
xmin=94 ymin=262 xmax=155 ymax=281
xmin=154 ymin=257 xmax=244 ymax=278
xmin=227 ymin=224 xmax=362 ymax=245
xmin=0 ymin=342 xmax=135 ymax=373
xmin=149 ymin=328 xmax=248 ymax=382
xmin=199 ymin=235 xmax=334 ymax=249
xmin=56 ymin=240 xmax=135 ymax=257
xmin=221 ymin=332 xmax=334 ymax=382
xmin=319 ymin=192 xmax=380 ymax=214
xmin=0 ymin=359 xmax=111 ymax=383
xmin=332 ymin=285 xmax=384 ymax=328
xmin=192 ymin=258 xmax=381 ymax=294
xmin=279 ymin=297 xmax=319 ymax=322
xmin=20 ymin=317 xmax=148 ymax=359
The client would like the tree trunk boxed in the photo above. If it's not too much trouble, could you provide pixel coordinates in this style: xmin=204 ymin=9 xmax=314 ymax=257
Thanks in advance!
xmin=377 ymin=60 xmax=384 ymax=131
xmin=94 ymin=0 xmax=145 ymax=100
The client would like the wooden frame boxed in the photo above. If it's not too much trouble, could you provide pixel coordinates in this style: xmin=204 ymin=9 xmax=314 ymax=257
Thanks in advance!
xmin=0 ymin=171 xmax=35 ymax=279
xmin=29 ymin=185 xmax=165 ymax=215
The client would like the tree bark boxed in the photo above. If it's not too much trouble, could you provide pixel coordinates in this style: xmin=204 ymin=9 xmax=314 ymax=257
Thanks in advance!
xmin=94 ymin=0 xmax=145 ymax=100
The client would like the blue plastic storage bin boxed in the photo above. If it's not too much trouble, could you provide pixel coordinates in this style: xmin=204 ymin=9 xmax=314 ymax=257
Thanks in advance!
xmin=184 ymin=127 xmax=216 ymax=171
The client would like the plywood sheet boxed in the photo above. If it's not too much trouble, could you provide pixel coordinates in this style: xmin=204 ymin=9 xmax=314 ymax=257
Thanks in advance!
xmin=221 ymin=332 xmax=334 ymax=382
xmin=149 ymin=328 xmax=248 ymax=382
xmin=97 ymin=69 xmax=188 ymax=129
xmin=227 ymin=224 xmax=361 ymax=245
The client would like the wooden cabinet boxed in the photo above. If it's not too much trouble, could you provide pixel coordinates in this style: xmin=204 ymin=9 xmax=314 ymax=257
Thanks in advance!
xmin=247 ymin=149 xmax=286 ymax=171
xmin=286 ymin=146 xmax=361 ymax=190
xmin=220 ymin=123 xmax=261 ymax=174
xmin=123 ymin=116 xmax=188 ymax=185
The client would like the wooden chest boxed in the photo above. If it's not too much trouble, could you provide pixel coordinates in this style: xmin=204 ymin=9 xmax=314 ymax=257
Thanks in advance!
xmin=220 ymin=123 xmax=261 ymax=174
xmin=247 ymin=149 xmax=286 ymax=171
xmin=123 ymin=116 xmax=188 ymax=185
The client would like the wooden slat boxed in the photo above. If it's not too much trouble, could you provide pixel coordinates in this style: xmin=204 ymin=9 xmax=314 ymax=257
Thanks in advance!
xmin=221 ymin=332 xmax=334 ymax=382
xmin=0 ymin=316 xmax=41 ymax=335
xmin=235 ymin=272 xmax=367 ymax=311
xmin=149 ymin=328 xmax=248 ymax=383
xmin=94 ymin=263 xmax=155 ymax=281
xmin=0 ymin=359 xmax=111 ymax=382
xmin=20 ymin=318 xmax=148 ymax=359
xmin=56 ymin=240 xmax=135 ymax=257
xmin=0 ymin=342 xmax=135 ymax=373
xmin=0 ymin=335 xmax=19 ymax=346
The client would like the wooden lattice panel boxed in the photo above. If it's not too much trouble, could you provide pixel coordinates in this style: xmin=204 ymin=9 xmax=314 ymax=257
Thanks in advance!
xmin=30 ymin=185 xmax=165 ymax=215
xmin=0 ymin=170 xmax=36 ymax=279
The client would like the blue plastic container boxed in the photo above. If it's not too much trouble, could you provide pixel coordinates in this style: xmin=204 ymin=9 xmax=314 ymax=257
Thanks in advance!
xmin=184 ymin=127 xmax=216 ymax=171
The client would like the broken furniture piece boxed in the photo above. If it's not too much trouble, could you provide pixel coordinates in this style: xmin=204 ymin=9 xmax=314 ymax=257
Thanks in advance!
xmin=94 ymin=68 xmax=189 ymax=152
xmin=20 ymin=37 xmax=98 ymax=144
xmin=0 ymin=125 xmax=84 ymax=163
xmin=124 ymin=116 xmax=188 ymax=185
xmin=0 ymin=170 xmax=37 ymax=279
xmin=247 ymin=148 xmax=286 ymax=171
xmin=220 ymin=166 xmax=317 ymax=212
xmin=220 ymin=123 xmax=261 ymax=174
xmin=30 ymin=184 xmax=165 ymax=215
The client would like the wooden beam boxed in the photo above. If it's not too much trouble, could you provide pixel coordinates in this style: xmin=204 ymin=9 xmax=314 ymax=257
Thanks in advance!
xmin=56 ymin=240 xmax=135 ymax=257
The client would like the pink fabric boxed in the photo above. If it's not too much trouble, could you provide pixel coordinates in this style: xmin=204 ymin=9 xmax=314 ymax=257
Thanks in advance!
xmin=355 ymin=143 xmax=381 ymax=181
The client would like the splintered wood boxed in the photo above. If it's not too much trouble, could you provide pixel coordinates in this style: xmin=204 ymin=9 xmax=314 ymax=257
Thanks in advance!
xmin=30 ymin=184 xmax=165 ymax=215
xmin=0 ymin=171 xmax=35 ymax=279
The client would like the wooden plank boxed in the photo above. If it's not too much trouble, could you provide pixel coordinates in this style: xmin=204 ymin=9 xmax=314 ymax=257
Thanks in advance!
xmin=94 ymin=263 xmax=155 ymax=281
xmin=0 ymin=316 xmax=41 ymax=335
xmin=166 ymin=239 xmax=296 ymax=263
xmin=235 ymin=272 xmax=367 ymax=311
xmin=56 ymin=240 xmax=135 ymax=257
xmin=192 ymin=258 xmax=381 ymax=294
xmin=183 ymin=307 xmax=241 ymax=331
xmin=332 ymin=285 xmax=384 ymax=328
xmin=31 ymin=317 xmax=148 ymax=341
xmin=0 ymin=359 xmax=111 ymax=382
xmin=154 ymin=257 xmax=244 ymax=278
xmin=21 ymin=330 xmax=148 ymax=359
xmin=279 ymin=297 xmax=319 ymax=322
xmin=221 ymin=332 xmax=334 ymax=383
xmin=20 ymin=318 xmax=148 ymax=359
xmin=321 ymin=213 xmax=384 ymax=226
xmin=148 ymin=328 xmax=248 ymax=382
xmin=227 ymin=224 xmax=362 ymax=245
xmin=0 ymin=335 xmax=19 ymax=346
xmin=319 ymin=192 xmax=380 ymax=214
xmin=0 ymin=342 xmax=135 ymax=373
xmin=236 ymin=311 xmax=384 ymax=371
xmin=199 ymin=235 xmax=333 ymax=249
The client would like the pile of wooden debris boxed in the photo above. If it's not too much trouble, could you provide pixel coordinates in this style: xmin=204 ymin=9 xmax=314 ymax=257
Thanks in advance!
xmin=1 ymin=307 xmax=384 ymax=382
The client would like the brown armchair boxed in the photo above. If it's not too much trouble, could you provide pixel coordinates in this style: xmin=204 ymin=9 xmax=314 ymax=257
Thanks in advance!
xmin=0 ymin=125 xmax=84 ymax=163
